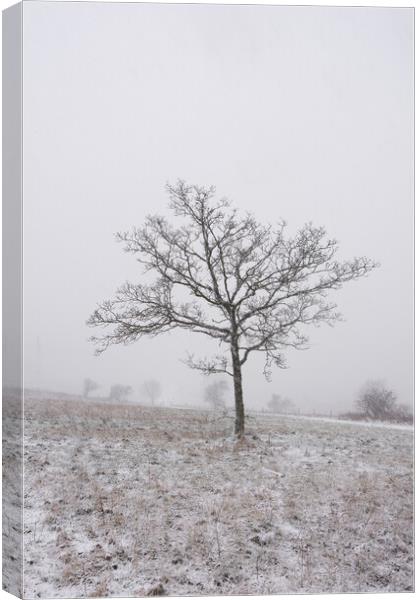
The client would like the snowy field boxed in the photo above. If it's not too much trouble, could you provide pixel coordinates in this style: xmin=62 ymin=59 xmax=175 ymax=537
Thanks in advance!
xmin=22 ymin=396 xmax=413 ymax=597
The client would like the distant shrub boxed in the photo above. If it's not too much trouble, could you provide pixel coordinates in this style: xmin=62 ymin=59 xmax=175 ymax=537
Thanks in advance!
xmin=204 ymin=380 xmax=228 ymax=410
xmin=356 ymin=380 xmax=397 ymax=420
xmin=109 ymin=384 xmax=132 ymax=402
xmin=339 ymin=382 xmax=413 ymax=424
xmin=267 ymin=394 xmax=296 ymax=414
xmin=83 ymin=378 xmax=99 ymax=398
xmin=389 ymin=404 xmax=414 ymax=424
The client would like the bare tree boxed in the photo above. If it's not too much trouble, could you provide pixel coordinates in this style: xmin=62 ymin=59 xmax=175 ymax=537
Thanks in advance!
xmin=109 ymin=384 xmax=132 ymax=403
xmin=356 ymin=380 xmax=397 ymax=420
xmin=83 ymin=378 xmax=99 ymax=399
xmin=204 ymin=380 xmax=228 ymax=410
xmin=88 ymin=181 xmax=377 ymax=437
xmin=343 ymin=384 xmax=412 ymax=423
xmin=140 ymin=379 xmax=162 ymax=406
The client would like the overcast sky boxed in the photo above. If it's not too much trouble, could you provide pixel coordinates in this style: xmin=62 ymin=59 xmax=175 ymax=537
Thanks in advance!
xmin=22 ymin=2 xmax=413 ymax=413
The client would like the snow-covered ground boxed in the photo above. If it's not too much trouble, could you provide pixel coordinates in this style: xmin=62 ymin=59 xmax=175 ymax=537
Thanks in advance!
xmin=279 ymin=413 xmax=414 ymax=431
xmin=22 ymin=396 xmax=413 ymax=597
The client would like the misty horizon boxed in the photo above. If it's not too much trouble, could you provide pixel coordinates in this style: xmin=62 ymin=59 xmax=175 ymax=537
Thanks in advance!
xmin=20 ymin=3 xmax=413 ymax=416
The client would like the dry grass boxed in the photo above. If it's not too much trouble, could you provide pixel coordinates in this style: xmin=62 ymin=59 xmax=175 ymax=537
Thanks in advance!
xmin=22 ymin=396 xmax=413 ymax=598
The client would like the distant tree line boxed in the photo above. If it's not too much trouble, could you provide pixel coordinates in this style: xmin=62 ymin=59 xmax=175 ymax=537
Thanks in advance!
xmin=82 ymin=378 xmax=163 ymax=405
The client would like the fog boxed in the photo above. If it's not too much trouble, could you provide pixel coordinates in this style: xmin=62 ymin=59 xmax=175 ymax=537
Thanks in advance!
xmin=22 ymin=3 xmax=413 ymax=414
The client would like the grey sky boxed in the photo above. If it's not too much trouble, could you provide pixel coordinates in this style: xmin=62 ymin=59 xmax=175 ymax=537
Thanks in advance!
xmin=23 ymin=2 xmax=413 ymax=413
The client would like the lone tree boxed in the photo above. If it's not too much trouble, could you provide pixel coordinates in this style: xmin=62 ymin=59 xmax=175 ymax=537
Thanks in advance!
xmin=140 ymin=379 xmax=162 ymax=406
xmin=204 ymin=380 xmax=228 ymax=411
xmin=88 ymin=182 xmax=377 ymax=437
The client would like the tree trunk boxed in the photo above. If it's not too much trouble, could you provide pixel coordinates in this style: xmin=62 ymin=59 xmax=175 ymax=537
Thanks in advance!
xmin=231 ymin=342 xmax=245 ymax=437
